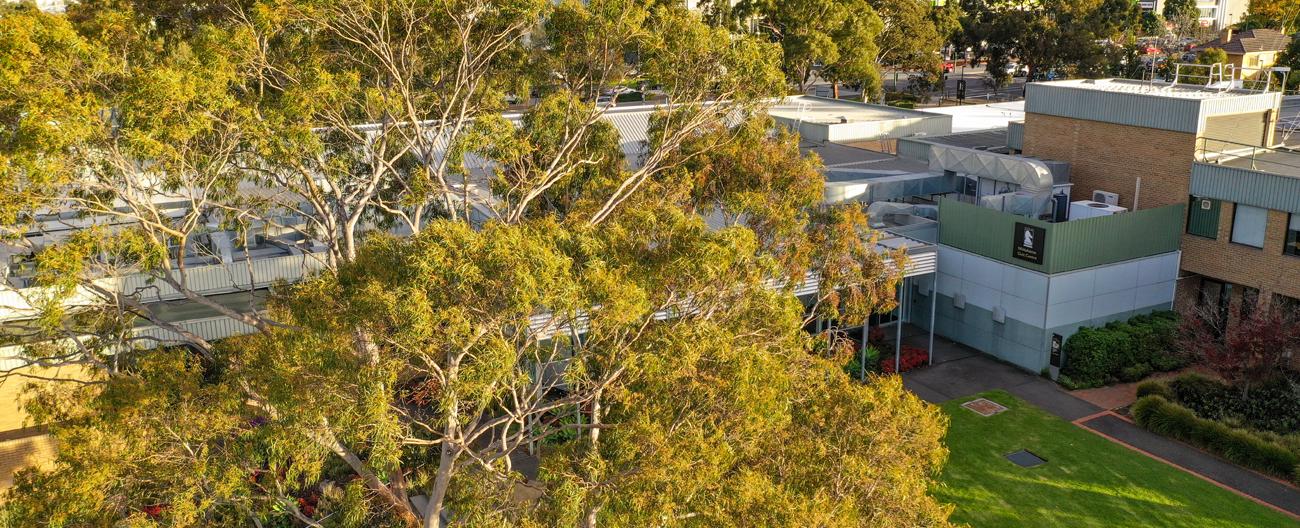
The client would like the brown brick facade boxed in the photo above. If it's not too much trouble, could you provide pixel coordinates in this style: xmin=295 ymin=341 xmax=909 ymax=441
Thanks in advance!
xmin=0 ymin=433 xmax=55 ymax=488
xmin=1181 ymin=202 xmax=1300 ymax=303
xmin=1021 ymin=113 xmax=1197 ymax=210
xmin=0 ymin=365 xmax=93 ymax=489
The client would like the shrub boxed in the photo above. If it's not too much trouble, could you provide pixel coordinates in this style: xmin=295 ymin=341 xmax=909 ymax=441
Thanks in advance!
xmin=845 ymin=345 xmax=883 ymax=380
xmin=1119 ymin=362 xmax=1153 ymax=383
xmin=1059 ymin=311 xmax=1184 ymax=388
xmin=1136 ymin=380 xmax=1173 ymax=400
xmin=1060 ymin=326 xmax=1132 ymax=387
xmin=1167 ymin=373 xmax=1300 ymax=435
xmin=1132 ymin=395 xmax=1300 ymax=482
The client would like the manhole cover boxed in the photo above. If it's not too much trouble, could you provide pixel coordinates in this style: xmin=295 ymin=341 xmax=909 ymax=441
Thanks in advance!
xmin=961 ymin=398 xmax=1008 ymax=417
xmin=1005 ymin=449 xmax=1046 ymax=468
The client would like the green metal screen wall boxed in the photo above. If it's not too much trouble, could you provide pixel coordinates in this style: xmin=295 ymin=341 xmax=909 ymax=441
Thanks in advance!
xmin=1186 ymin=196 xmax=1221 ymax=239
xmin=938 ymin=199 xmax=1185 ymax=274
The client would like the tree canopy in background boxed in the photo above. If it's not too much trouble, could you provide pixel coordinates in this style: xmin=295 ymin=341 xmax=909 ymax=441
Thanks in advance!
xmin=0 ymin=1 xmax=953 ymax=526
xmin=1243 ymin=0 xmax=1300 ymax=33
xmin=734 ymin=0 xmax=885 ymax=95
xmin=958 ymin=0 xmax=1140 ymax=80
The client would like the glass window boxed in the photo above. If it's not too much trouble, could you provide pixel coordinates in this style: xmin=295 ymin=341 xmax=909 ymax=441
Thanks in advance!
xmin=1285 ymin=214 xmax=1300 ymax=256
xmin=1231 ymin=204 xmax=1267 ymax=248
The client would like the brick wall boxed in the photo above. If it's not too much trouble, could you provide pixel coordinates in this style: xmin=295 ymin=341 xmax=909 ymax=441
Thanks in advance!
xmin=1021 ymin=113 xmax=1197 ymax=210
xmin=1181 ymin=202 xmax=1300 ymax=302
xmin=0 ymin=365 xmax=93 ymax=489
xmin=0 ymin=433 xmax=55 ymax=488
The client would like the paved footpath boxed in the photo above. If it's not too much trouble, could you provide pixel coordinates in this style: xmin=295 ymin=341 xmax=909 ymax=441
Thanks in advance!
xmin=902 ymin=335 xmax=1300 ymax=521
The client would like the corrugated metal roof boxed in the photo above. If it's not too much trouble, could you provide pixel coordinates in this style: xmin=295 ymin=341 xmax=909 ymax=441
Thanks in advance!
xmin=1025 ymin=80 xmax=1281 ymax=134
xmin=1191 ymin=162 xmax=1300 ymax=213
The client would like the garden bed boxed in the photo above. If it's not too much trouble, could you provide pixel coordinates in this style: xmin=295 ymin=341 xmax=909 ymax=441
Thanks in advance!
xmin=1133 ymin=373 xmax=1300 ymax=484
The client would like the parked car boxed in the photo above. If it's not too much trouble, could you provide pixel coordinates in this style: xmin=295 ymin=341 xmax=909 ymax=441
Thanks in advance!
xmin=1002 ymin=63 xmax=1029 ymax=77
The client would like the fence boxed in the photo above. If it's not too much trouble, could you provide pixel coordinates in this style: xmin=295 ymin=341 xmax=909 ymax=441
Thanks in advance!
xmin=938 ymin=199 xmax=1185 ymax=275
xmin=0 ymin=252 xmax=328 ymax=322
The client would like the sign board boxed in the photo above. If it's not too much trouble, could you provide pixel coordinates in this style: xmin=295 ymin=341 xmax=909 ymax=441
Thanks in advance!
xmin=1012 ymin=222 xmax=1046 ymax=265
xmin=1049 ymin=333 xmax=1063 ymax=368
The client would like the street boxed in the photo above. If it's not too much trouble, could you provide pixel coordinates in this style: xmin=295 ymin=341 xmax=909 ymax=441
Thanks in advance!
xmin=1281 ymin=96 xmax=1300 ymax=146
xmin=811 ymin=64 xmax=1028 ymax=104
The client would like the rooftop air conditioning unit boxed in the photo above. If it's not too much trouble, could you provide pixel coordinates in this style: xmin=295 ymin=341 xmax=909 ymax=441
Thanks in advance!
xmin=1070 ymin=200 xmax=1128 ymax=220
xmin=1092 ymin=190 xmax=1120 ymax=206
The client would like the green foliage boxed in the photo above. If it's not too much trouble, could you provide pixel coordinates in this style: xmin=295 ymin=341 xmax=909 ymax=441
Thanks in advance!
xmin=1242 ymin=0 xmax=1300 ymax=33
xmin=735 ymin=0 xmax=886 ymax=94
xmin=1278 ymin=35 xmax=1300 ymax=91
xmin=1140 ymin=12 xmax=1167 ymax=36
xmin=1133 ymin=395 xmax=1300 ymax=483
xmin=1059 ymin=311 xmax=1184 ymax=388
xmin=1197 ymin=47 xmax=1230 ymax=66
xmin=1162 ymin=0 xmax=1199 ymax=24
xmin=959 ymin=0 xmax=1141 ymax=79
xmin=1136 ymin=379 xmax=1174 ymax=400
xmin=0 ymin=0 xmax=943 ymax=525
xmin=1168 ymin=372 xmax=1300 ymax=435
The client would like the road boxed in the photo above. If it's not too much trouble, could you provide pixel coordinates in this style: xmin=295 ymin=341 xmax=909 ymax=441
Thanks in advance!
xmin=1281 ymin=96 xmax=1300 ymax=147
xmin=806 ymin=64 xmax=1027 ymax=104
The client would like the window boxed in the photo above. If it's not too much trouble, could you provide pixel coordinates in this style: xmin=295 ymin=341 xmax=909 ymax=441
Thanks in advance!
xmin=1186 ymin=196 xmax=1220 ymax=239
xmin=1231 ymin=204 xmax=1267 ymax=248
xmin=1285 ymin=214 xmax=1300 ymax=256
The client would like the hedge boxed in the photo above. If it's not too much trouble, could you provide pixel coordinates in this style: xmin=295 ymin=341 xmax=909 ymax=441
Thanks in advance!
xmin=1168 ymin=373 xmax=1300 ymax=435
xmin=1132 ymin=395 xmax=1300 ymax=483
xmin=1059 ymin=311 xmax=1185 ymax=389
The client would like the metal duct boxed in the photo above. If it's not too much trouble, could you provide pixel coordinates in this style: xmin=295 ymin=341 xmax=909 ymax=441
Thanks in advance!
xmin=926 ymin=144 xmax=1055 ymax=194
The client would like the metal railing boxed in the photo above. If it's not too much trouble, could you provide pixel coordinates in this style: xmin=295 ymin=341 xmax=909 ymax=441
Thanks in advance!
xmin=1195 ymin=137 xmax=1300 ymax=175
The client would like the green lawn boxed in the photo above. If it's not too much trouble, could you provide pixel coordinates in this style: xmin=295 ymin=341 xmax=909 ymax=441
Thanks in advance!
xmin=933 ymin=391 xmax=1299 ymax=528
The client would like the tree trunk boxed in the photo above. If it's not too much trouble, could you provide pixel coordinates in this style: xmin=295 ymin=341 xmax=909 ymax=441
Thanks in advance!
xmin=424 ymin=442 xmax=457 ymax=528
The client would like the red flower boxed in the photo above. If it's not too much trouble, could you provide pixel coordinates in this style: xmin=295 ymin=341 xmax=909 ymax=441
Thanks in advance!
xmin=880 ymin=346 xmax=929 ymax=373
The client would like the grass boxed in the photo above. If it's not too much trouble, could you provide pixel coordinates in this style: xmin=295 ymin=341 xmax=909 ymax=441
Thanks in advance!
xmin=933 ymin=391 xmax=1299 ymax=528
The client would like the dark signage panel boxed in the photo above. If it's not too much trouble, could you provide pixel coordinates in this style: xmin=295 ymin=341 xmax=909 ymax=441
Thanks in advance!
xmin=1013 ymin=222 xmax=1046 ymax=265
xmin=1050 ymin=333 xmax=1063 ymax=368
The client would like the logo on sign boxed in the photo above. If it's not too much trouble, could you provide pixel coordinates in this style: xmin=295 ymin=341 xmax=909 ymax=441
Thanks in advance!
xmin=1013 ymin=222 xmax=1046 ymax=265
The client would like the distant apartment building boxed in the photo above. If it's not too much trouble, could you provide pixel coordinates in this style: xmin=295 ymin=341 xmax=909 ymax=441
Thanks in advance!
xmin=1139 ymin=0 xmax=1248 ymax=29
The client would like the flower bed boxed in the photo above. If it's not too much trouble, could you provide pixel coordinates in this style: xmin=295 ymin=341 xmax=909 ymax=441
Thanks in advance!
xmin=880 ymin=345 xmax=928 ymax=374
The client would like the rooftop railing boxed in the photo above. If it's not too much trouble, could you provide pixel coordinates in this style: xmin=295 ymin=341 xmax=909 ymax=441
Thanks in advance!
xmin=1195 ymin=137 xmax=1300 ymax=176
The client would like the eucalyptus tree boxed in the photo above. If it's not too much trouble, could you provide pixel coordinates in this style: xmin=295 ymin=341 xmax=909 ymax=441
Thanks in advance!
xmin=0 ymin=1 xmax=953 ymax=526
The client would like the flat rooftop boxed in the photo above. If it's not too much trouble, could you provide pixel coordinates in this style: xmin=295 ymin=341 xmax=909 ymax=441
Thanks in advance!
xmin=1039 ymin=78 xmax=1264 ymax=100
xmin=769 ymin=96 xmax=937 ymax=124
xmin=1219 ymin=148 xmax=1300 ymax=178
xmin=902 ymin=129 xmax=1010 ymax=153
xmin=800 ymin=141 xmax=931 ymax=180
xmin=917 ymin=101 xmax=1025 ymax=133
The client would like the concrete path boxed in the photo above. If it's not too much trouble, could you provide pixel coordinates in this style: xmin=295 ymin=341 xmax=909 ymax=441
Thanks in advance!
xmin=903 ymin=335 xmax=1300 ymax=521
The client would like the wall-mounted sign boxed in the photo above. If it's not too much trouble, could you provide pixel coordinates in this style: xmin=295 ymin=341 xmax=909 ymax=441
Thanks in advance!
xmin=1013 ymin=222 xmax=1046 ymax=265
xmin=1050 ymin=333 xmax=1063 ymax=368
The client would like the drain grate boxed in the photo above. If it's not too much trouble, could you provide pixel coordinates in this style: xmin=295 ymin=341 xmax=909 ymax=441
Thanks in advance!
xmin=1005 ymin=449 xmax=1047 ymax=468
xmin=961 ymin=398 xmax=1008 ymax=417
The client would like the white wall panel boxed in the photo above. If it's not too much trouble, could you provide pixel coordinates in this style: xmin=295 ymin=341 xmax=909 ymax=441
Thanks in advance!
xmin=1047 ymin=270 xmax=1096 ymax=305
xmin=1093 ymin=261 xmax=1140 ymax=295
